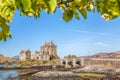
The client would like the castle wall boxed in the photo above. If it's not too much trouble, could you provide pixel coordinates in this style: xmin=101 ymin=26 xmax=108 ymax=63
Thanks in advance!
xmin=83 ymin=58 xmax=120 ymax=68
xmin=19 ymin=52 xmax=26 ymax=61
xmin=19 ymin=41 xmax=58 ymax=61
xmin=19 ymin=50 xmax=31 ymax=61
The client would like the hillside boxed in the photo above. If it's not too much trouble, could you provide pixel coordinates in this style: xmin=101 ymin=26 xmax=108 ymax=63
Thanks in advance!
xmin=12 ymin=55 xmax=19 ymax=60
xmin=87 ymin=51 xmax=120 ymax=59
xmin=0 ymin=54 xmax=17 ymax=63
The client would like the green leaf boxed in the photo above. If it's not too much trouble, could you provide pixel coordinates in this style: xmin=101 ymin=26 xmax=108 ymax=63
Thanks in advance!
xmin=79 ymin=9 xmax=87 ymax=19
xmin=0 ymin=17 xmax=11 ymax=41
xmin=73 ymin=10 xmax=80 ymax=20
xmin=96 ymin=0 xmax=120 ymax=20
xmin=63 ymin=9 xmax=73 ymax=22
xmin=43 ymin=0 xmax=57 ymax=13
xmin=30 ymin=0 xmax=42 ymax=18
xmin=21 ymin=0 xmax=31 ymax=12
xmin=0 ymin=0 xmax=16 ymax=22
xmin=20 ymin=12 xmax=25 ymax=16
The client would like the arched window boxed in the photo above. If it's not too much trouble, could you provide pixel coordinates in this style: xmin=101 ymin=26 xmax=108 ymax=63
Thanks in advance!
xmin=37 ymin=57 xmax=39 ymax=60
xmin=47 ymin=51 xmax=49 ymax=55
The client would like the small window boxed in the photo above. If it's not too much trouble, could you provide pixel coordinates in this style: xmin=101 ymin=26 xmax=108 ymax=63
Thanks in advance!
xmin=37 ymin=57 xmax=39 ymax=60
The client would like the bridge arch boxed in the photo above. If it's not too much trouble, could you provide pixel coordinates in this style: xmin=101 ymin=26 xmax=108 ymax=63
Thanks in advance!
xmin=62 ymin=61 xmax=66 ymax=65
xmin=68 ymin=61 xmax=73 ymax=67
xmin=60 ymin=58 xmax=84 ymax=68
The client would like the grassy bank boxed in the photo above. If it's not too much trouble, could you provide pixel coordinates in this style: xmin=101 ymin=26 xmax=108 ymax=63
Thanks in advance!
xmin=17 ymin=69 xmax=39 ymax=76
xmin=17 ymin=60 xmax=56 ymax=67
xmin=77 ymin=73 xmax=105 ymax=77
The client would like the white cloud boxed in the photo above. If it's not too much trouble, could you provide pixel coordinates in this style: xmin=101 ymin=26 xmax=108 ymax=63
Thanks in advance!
xmin=94 ymin=42 xmax=108 ymax=46
xmin=71 ymin=30 xmax=108 ymax=35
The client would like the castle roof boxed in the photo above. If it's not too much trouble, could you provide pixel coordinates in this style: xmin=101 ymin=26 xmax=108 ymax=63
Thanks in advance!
xmin=41 ymin=41 xmax=56 ymax=49
xmin=20 ymin=49 xmax=31 ymax=54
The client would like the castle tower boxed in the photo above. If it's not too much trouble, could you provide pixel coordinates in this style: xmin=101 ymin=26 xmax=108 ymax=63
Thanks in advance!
xmin=40 ymin=41 xmax=58 ymax=60
xmin=19 ymin=49 xmax=31 ymax=61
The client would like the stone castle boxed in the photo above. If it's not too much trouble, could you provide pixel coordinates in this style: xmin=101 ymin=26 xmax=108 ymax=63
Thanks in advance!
xmin=19 ymin=41 xmax=58 ymax=61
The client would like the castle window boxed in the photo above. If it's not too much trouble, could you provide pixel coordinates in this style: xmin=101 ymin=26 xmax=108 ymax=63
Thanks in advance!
xmin=37 ymin=57 xmax=39 ymax=60
xmin=47 ymin=51 xmax=49 ymax=55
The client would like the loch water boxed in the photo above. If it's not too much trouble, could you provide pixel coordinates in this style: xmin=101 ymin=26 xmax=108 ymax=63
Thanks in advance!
xmin=0 ymin=62 xmax=17 ymax=67
xmin=0 ymin=70 xmax=19 ymax=80
xmin=0 ymin=63 xmax=18 ymax=80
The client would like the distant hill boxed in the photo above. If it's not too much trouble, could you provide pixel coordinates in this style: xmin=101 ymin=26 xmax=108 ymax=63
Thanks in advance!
xmin=85 ymin=51 xmax=120 ymax=59
xmin=0 ymin=54 xmax=4 ymax=57
xmin=12 ymin=55 xmax=19 ymax=60
xmin=0 ymin=54 xmax=17 ymax=63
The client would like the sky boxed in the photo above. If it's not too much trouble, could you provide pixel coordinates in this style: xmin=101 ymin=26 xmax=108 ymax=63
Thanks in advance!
xmin=0 ymin=9 xmax=120 ymax=58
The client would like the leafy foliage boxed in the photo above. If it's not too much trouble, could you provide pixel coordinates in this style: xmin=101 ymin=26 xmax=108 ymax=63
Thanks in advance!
xmin=0 ymin=0 xmax=15 ymax=41
xmin=0 ymin=17 xmax=12 ymax=41
xmin=62 ymin=8 xmax=73 ymax=22
xmin=50 ymin=54 xmax=59 ymax=60
xmin=64 ymin=54 xmax=77 ymax=58
xmin=0 ymin=0 xmax=120 ymax=41
xmin=96 ymin=0 xmax=120 ymax=20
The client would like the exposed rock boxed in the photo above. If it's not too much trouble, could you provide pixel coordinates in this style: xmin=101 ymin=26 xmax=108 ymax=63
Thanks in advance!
xmin=31 ymin=71 xmax=120 ymax=80
xmin=72 ymin=65 xmax=116 ymax=73
xmin=31 ymin=71 xmax=81 ymax=80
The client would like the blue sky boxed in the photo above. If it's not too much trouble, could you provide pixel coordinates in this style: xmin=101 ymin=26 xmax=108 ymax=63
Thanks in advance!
xmin=0 ymin=9 xmax=120 ymax=58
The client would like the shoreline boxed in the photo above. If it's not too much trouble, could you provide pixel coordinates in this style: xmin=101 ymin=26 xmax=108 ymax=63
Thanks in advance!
xmin=1 ymin=68 xmax=120 ymax=80
xmin=1 ymin=66 xmax=120 ymax=80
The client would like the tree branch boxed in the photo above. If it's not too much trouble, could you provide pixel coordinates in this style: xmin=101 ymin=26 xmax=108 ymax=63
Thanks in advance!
xmin=57 ymin=0 xmax=74 ymax=5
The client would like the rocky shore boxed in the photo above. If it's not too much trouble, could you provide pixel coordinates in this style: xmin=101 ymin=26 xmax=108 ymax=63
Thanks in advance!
xmin=31 ymin=71 xmax=120 ymax=80
xmin=1 ymin=69 xmax=120 ymax=80
xmin=31 ymin=71 xmax=81 ymax=80
xmin=72 ymin=65 xmax=117 ymax=74
xmin=1 ymin=65 xmax=120 ymax=80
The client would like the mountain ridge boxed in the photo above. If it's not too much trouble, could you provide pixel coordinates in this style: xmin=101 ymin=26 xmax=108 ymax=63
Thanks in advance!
xmin=86 ymin=51 xmax=120 ymax=59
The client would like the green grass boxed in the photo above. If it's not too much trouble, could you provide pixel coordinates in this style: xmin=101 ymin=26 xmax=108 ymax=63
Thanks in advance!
xmin=77 ymin=73 xmax=105 ymax=77
xmin=17 ymin=60 xmax=56 ymax=67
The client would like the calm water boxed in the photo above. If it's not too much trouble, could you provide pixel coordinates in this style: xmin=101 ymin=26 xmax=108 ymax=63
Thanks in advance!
xmin=0 ymin=62 xmax=16 ymax=67
xmin=0 ymin=70 xmax=19 ymax=80
xmin=0 ymin=64 xmax=5 ymax=67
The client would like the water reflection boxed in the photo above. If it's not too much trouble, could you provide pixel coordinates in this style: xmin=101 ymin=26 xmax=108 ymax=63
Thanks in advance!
xmin=10 ymin=62 xmax=17 ymax=67
xmin=0 ymin=64 xmax=5 ymax=67
xmin=0 ymin=70 xmax=18 ymax=80
xmin=0 ymin=62 xmax=16 ymax=67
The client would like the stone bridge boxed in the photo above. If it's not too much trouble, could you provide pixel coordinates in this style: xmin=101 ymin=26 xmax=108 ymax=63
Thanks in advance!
xmin=58 ymin=58 xmax=120 ymax=68
xmin=59 ymin=58 xmax=84 ymax=68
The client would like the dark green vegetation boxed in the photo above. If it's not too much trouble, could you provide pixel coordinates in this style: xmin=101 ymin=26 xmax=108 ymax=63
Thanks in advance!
xmin=50 ymin=54 xmax=60 ymax=60
xmin=0 ymin=0 xmax=120 ymax=41
xmin=64 ymin=54 xmax=77 ymax=58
